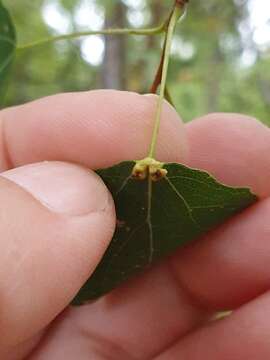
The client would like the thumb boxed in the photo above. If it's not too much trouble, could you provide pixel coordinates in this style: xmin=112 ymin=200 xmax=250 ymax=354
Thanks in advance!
xmin=0 ymin=161 xmax=115 ymax=347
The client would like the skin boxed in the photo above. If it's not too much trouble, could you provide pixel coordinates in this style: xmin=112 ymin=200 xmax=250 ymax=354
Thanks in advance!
xmin=0 ymin=90 xmax=270 ymax=359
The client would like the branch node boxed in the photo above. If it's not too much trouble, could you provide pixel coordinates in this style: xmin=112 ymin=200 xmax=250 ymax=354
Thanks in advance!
xmin=175 ymin=0 xmax=189 ymax=8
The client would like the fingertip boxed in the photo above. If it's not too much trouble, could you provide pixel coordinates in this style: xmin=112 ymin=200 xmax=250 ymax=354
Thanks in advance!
xmin=185 ymin=113 xmax=270 ymax=197
xmin=1 ymin=90 xmax=188 ymax=170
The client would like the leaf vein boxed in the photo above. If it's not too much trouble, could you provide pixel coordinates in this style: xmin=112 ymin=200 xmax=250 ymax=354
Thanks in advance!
xmin=0 ymin=50 xmax=14 ymax=75
xmin=101 ymin=222 xmax=146 ymax=287
xmin=147 ymin=176 xmax=154 ymax=263
xmin=168 ymin=175 xmax=237 ymax=194
xmin=116 ymin=175 xmax=132 ymax=196
xmin=166 ymin=177 xmax=202 ymax=230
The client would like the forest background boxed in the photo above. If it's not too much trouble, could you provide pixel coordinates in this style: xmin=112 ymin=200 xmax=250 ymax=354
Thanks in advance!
xmin=4 ymin=0 xmax=270 ymax=124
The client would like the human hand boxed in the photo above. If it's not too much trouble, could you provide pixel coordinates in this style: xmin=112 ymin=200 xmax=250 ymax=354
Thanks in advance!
xmin=1 ymin=90 xmax=270 ymax=359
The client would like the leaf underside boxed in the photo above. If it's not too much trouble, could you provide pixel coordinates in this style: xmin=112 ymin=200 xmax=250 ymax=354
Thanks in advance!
xmin=72 ymin=161 xmax=257 ymax=305
xmin=0 ymin=1 xmax=16 ymax=105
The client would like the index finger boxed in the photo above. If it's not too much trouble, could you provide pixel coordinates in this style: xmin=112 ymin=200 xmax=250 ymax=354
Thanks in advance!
xmin=170 ymin=113 xmax=270 ymax=311
xmin=0 ymin=90 xmax=187 ymax=171
xmin=185 ymin=113 xmax=270 ymax=198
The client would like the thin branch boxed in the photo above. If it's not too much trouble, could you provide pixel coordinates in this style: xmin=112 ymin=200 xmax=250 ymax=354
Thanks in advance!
xmin=149 ymin=6 xmax=174 ymax=94
xmin=150 ymin=1 xmax=188 ymax=100
xmin=150 ymin=34 xmax=166 ymax=94
xmin=17 ymin=24 xmax=165 ymax=51
xmin=148 ymin=5 xmax=184 ymax=158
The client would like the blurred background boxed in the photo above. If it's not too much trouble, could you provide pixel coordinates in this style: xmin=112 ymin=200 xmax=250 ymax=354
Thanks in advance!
xmin=5 ymin=0 xmax=270 ymax=124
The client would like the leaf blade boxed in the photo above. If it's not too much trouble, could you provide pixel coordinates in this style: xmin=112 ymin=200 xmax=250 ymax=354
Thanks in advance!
xmin=72 ymin=161 xmax=257 ymax=305
xmin=0 ymin=1 xmax=16 ymax=105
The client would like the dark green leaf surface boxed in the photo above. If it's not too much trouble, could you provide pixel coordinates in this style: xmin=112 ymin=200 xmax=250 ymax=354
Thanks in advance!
xmin=73 ymin=161 xmax=257 ymax=305
xmin=0 ymin=1 xmax=16 ymax=105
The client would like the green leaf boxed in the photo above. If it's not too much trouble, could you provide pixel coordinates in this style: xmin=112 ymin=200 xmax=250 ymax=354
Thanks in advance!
xmin=0 ymin=1 xmax=16 ymax=105
xmin=72 ymin=159 xmax=257 ymax=305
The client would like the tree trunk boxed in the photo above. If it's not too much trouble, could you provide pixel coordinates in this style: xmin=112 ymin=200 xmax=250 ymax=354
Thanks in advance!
xmin=101 ymin=2 xmax=126 ymax=89
xmin=206 ymin=42 xmax=223 ymax=112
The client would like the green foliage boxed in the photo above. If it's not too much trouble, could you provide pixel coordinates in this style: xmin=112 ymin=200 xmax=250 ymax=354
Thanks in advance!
xmin=0 ymin=0 xmax=16 ymax=105
xmin=2 ymin=0 xmax=270 ymax=126
xmin=73 ymin=159 xmax=256 ymax=304
xmin=5 ymin=0 xmax=99 ymax=104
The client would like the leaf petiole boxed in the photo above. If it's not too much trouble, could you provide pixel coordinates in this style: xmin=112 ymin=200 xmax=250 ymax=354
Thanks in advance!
xmin=16 ymin=23 xmax=165 ymax=51
xmin=148 ymin=3 xmax=187 ymax=159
